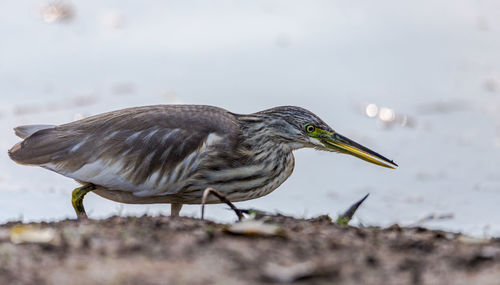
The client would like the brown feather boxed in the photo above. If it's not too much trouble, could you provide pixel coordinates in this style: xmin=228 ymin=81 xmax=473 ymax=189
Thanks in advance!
xmin=9 ymin=105 xmax=242 ymax=188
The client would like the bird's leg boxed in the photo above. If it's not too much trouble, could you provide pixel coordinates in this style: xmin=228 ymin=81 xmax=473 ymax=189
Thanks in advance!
xmin=201 ymin=187 xmax=243 ymax=221
xmin=71 ymin=183 xmax=96 ymax=220
xmin=170 ymin=203 xmax=183 ymax=217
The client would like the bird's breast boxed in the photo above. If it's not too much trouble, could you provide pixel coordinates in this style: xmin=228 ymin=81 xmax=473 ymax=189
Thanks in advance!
xmin=200 ymin=151 xmax=295 ymax=202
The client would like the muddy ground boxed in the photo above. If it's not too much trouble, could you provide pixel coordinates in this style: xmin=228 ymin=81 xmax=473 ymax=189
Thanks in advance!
xmin=0 ymin=214 xmax=499 ymax=285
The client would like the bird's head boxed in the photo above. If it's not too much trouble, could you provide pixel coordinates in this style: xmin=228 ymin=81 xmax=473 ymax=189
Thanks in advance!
xmin=257 ymin=106 xmax=398 ymax=169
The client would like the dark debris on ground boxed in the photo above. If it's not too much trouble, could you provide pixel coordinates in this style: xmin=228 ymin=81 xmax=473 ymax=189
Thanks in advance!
xmin=0 ymin=215 xmax=499 ymax=285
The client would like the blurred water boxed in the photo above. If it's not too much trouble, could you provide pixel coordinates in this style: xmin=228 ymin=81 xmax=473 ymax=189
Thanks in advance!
xmin=1 ymin=1 xmax=500 ymax=237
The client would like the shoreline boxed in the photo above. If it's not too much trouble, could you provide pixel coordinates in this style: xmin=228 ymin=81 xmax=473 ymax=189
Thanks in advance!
xmin=1 ymin=214 xmax=499 ymax=284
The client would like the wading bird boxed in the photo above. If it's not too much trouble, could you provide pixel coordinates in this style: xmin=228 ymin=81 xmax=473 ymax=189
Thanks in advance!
xmin=8 ymin=105 xmax=397 ymax=219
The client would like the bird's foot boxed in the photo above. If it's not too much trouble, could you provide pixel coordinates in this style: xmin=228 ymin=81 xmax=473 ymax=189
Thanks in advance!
xmin=170 ymin=203 xmax=183 ymax=217
xmin=231 ymin=208 xmax=274 ymax=219
xmin=71 ymin=183 xmax=96 ymax=220
xmin=201 ymin=187 xmax=243 ymax=221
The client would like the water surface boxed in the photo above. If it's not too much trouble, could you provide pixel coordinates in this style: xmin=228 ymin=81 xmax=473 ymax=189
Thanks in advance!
xmin=1 ymin=1 xmax=500 ymax=237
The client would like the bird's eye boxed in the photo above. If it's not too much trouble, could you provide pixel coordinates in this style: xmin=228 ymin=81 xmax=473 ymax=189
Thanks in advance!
xmin=305 ymin=124 xmax=315 ymax=133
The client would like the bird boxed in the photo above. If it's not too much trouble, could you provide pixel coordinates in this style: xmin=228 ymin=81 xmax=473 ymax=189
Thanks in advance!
xmin=8 ymin=105 xmax=397 ymax=219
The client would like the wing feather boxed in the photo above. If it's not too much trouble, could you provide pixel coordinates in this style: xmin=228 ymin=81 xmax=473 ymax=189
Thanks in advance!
xmin=9 ymin=105 xmax=240 ymax=194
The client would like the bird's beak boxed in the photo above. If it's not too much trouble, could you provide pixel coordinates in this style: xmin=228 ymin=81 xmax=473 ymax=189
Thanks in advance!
xmin=322 ymin=133 xmax=398 ymax=169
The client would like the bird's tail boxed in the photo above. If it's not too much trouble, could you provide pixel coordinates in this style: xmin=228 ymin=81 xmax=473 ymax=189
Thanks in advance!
xmin=14 ymin=124 xmax=56 ymax=139
xmin=9 ymin=124 xmax=56 ymax=165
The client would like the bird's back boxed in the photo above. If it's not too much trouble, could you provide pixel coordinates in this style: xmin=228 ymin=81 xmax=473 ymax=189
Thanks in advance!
xmin=9 ymin=105 xmax=242 ymax=196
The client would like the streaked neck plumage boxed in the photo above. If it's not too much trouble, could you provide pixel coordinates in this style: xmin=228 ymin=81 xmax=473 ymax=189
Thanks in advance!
xmin=201 ymin=114 xmax=297 ymax=202
xmin=237 ymin=113 xmax=303 ymax=159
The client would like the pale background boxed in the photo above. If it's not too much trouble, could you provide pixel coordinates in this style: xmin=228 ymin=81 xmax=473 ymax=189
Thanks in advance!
xmin=1 ymin=1 xmax=499 ymax=237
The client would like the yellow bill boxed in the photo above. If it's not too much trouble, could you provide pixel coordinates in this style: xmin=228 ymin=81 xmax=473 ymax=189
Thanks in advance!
xmin=323 ymin=133 xmax=398 ymax=169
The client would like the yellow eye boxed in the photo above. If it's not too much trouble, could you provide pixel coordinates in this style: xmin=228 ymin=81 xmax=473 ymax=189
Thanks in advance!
xmin=305 ymin=124 xmax=315 ymax=133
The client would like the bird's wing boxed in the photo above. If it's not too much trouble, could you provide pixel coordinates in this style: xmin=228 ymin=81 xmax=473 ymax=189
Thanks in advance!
xmin=9 ymin=105 xmax=241 ymax=195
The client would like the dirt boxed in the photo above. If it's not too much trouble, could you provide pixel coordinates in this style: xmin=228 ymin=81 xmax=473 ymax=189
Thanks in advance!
xmin=0 ymin=214 xmax=499 ymax=285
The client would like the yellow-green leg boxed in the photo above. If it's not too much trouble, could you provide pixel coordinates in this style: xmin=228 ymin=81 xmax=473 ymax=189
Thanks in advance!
xmin=71 ymin=183 xmax=96 ymax=219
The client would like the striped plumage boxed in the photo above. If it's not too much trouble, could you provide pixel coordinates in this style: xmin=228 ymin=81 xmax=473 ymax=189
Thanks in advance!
xmin=8 ymin=104 xmax=397 ymax=218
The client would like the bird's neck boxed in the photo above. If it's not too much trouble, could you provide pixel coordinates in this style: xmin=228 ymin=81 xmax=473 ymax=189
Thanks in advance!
xmin=197 ymin=115 xmax=296 ymax=202
xmin=237 ymin=115 xmax=299 ymax=161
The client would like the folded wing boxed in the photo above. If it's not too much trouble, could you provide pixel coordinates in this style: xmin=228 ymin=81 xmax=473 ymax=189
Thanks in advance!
xmin=8 ymin=105 xmax=240 ymax=195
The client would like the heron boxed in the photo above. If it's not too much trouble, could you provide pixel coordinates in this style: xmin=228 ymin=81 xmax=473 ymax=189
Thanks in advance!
xmin=8 ymin=105 xmax=397 ymax=220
